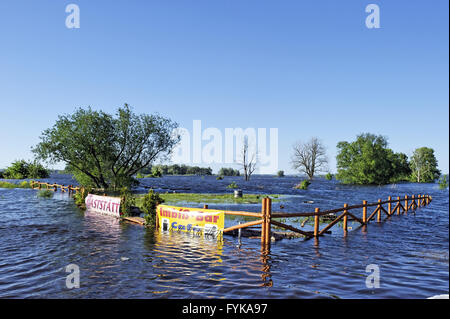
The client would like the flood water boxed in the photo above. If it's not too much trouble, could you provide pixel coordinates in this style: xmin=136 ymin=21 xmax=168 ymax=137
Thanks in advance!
xmin=0 ymin=174 xmax=448 ymax=298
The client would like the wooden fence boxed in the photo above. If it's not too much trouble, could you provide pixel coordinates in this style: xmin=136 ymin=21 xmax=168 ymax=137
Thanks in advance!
xmin=29 ymin=181 xmax=433 ymax=247
xmin=30 ymin=181 xmax=83 ymax=195
xmin=220 ymin=194 xmax=432 ymax=247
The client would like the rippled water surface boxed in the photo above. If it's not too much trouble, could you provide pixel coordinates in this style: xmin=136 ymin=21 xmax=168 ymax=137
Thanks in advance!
xmin=0 ymin=175 xmax=448 ymax=298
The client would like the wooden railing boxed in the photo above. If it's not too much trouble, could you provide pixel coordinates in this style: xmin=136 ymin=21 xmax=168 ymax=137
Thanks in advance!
xmin=219 ymin=194 xmax=432 ymax=247
xmin=30 ymin=181 xmax=83 ymax=195
xmin=28 ymin=182 xmax=432 ymax=247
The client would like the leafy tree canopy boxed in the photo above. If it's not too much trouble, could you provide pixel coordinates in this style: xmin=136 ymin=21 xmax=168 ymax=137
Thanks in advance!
xmin=1 ymin=160 xmax=49 ymax=179
xmin=336 ymin=133 xmax=411 ymax=185
xmin=33 ymin=104 xmax=179 ymax=189
xmin=409 ymin=147 xmax=441 ymax=183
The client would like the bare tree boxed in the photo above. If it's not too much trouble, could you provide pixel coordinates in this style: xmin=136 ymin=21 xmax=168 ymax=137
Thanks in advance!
xmin=291 ymin=137 xmax=328 ymax=180
xmin=239 ymin=137 xmax=257 ymax=181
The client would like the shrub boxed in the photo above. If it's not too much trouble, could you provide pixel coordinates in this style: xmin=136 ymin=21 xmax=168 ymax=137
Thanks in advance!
xmin=438 ymin=174 xmax=448 ymax=190
xmin=226 ymin=181 xmax=238 ymax=189
xmin=218 ymin=168 xmax=240 ymax=176
xmin=19 ymin=181 xmax=31 ymax=188
xmin=325 ymin=173 xmax=333 ymax=180
xmin=141 ymin=190 xmax=165 ymax=226
xmin=216 ymin=175 xmax=224 ymax=180
xmin=120 ymin=187 xmax=135 ymax=217
xmin=294 ymin=180 xmax=311 ymax=190
xmin=277 ymin=170 xmax=285 ymax=177
xmin=37 ymin=190 xmax=54 ymax=198
xmin=73 ymin=187 xmax=92 ymax=208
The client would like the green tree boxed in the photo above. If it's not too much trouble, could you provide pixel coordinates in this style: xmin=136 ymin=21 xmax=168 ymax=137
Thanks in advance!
xmin=336 ymin=133 xmax=410 ymax=185
xmin=33 ymin=104 xmax=179 ymax=189
xmin=2 ymin=160 xmax=49 ymax=179
xmin=409 ymin=147 xmax=441 ymax=183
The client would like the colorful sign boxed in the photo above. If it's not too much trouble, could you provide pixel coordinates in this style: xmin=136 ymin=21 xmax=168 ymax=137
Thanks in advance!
xmin=85 ymin=194 xmax=121 ymax=218
xmin=157 ymin=205 xmax=225 ymax=238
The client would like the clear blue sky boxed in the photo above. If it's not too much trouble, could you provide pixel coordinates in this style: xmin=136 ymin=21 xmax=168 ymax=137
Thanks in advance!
xmin=0 ymin=0 xmax=448 ymax=174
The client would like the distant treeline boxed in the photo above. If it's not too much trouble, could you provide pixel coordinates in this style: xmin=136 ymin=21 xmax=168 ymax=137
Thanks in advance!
xmin=0 ymin=160 xmax=50 ymax=179
xmin=140 ymin=164 xmax=213 ymax=176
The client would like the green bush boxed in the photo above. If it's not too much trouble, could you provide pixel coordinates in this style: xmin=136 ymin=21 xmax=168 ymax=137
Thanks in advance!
xmin=141 ymin=190 xmax=165 ymax=226
xmin=226 ymin=181 xmax=238 ymax=189
xmin=73 ymin=187 xmax=91 ymax=208
xmin=218 ymin=167 xmax=240 ymax=176
xmin=0 ymin=181 xmax=31 ymax=189
xmin=216 ymin=175 xmax=224 ymax=180
xmin=325 ymin=173 xmax=333 ymax=180
xmin=277 ymin=170 xmax=285 ymax=177
xmin=438 ymin=174 xmax=448 ymax=190
xmin=119 ymin=187 xmax=135 ymax=217
xmin=294 ymin=180 xmax=311 ymax=190
xmin=37 ymin=190 xmax=54 ymax=198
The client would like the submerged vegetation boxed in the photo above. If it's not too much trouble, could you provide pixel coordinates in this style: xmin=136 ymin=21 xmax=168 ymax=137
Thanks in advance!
xmin=142 ymin=164 xmax=213 ymax=176
xmin=438 ymin=174 xmax=448 ymax=190
xmin=140 ymin=190 xmax=165 ymax=225
xmin=226 ymin=181 xmax=239 ymax=189
xmin=0 ymin=181 xmax=31 ymax=189
xmin=294 ymin=180 xmax=311 ymax=190
xmin=218 ymin=167 xmax=240 ymax=177
xmin=37 ymin=190 xmax=54 ymax=198
xmin=135 ymin=192 xmax=282 ymax=206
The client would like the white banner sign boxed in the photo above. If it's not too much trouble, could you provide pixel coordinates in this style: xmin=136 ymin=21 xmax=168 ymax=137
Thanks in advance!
xmin=85 ymin=194 xmax=121 ymax=218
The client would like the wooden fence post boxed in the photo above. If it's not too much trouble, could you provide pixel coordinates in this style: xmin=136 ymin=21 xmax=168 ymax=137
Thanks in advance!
xmin=265 ymin=197 xmax=272 ymax=245
xmin=377 ymin=199 xmax=382 ymax=222
xmin=314 ymin=208 xmax=320 ymax=237
xmin=418 ymin=195 xmax=421 ymax=207
xmin=362 ymin=200 xmax=367 ymax=224
xmin=388 ymin=196 xmax=392 ymax=215
xmin=405 ymin=195 xmax=408 ymax=212
xmin=261 ymin=198 xmax=267 ymax=245
xmin=411 ymin=195 xmax=416 ymax=210
xmin=343 ymin=203 xmax=348 ymax=233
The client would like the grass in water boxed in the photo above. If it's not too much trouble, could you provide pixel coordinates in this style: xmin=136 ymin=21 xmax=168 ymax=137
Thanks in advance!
xmin=135 ymin=192 xmax=282 ymax=207
xmin=37 ymin=190 xmax=54 ymax=198
xmin=0 ymin=181 xmax=31 ymax=189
